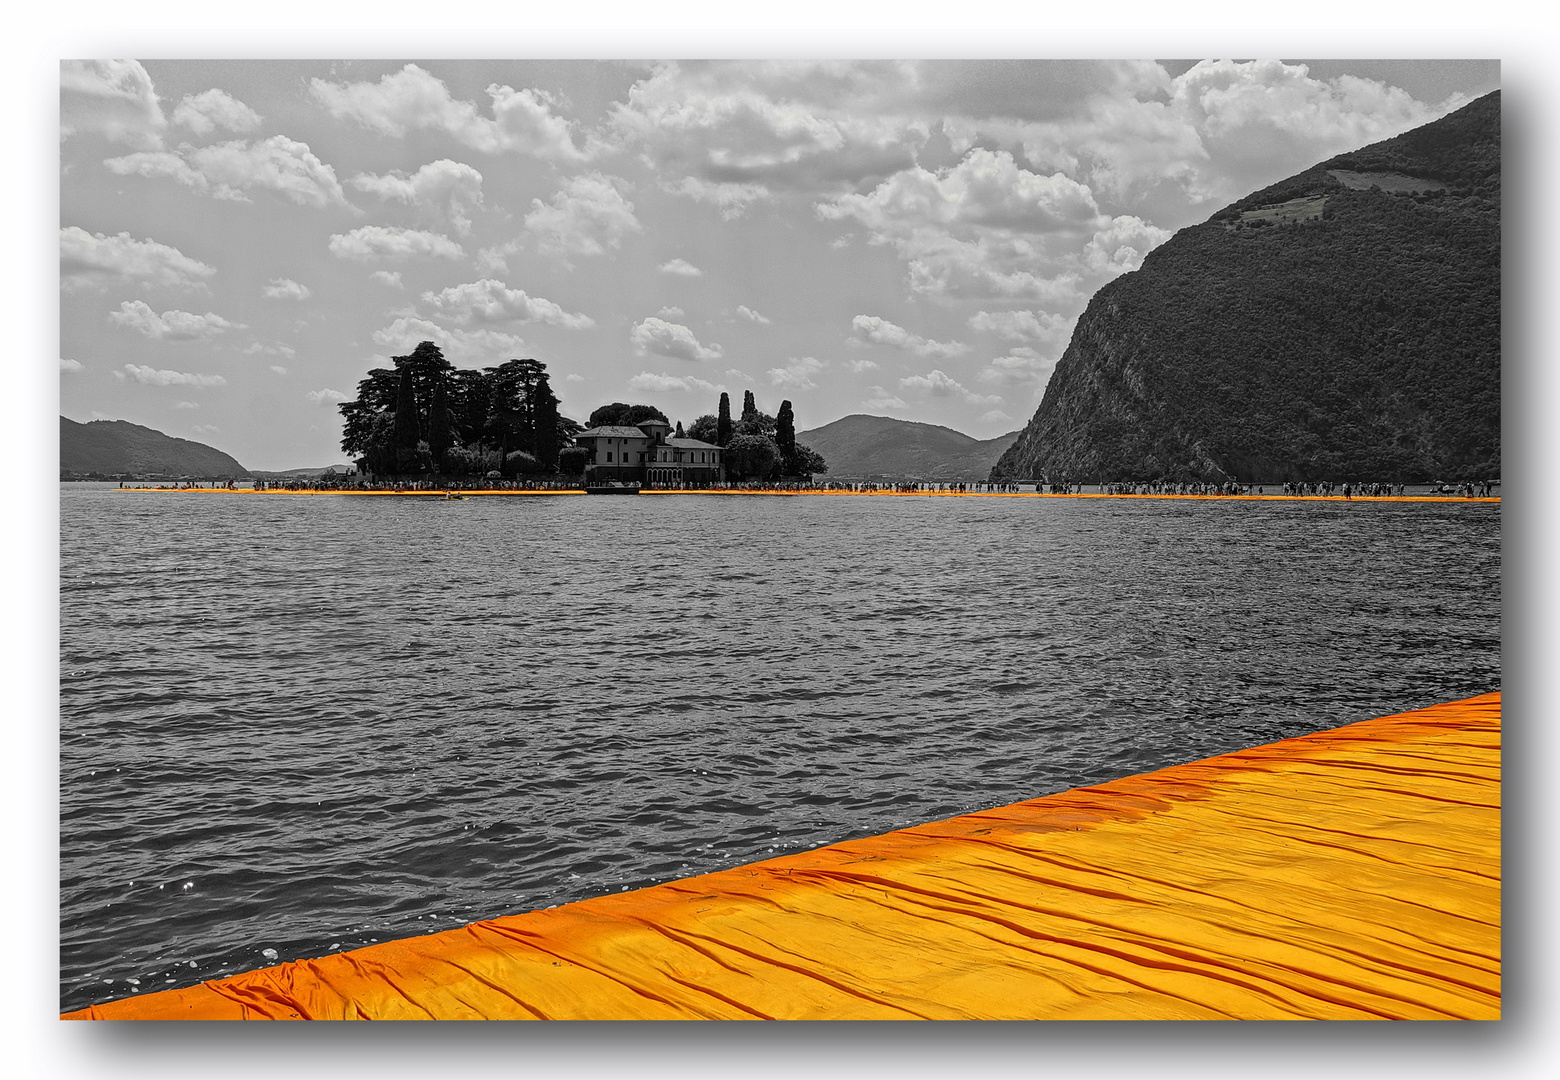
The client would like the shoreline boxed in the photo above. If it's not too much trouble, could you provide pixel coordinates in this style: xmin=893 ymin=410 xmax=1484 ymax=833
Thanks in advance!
xmin=64 ymin=692 xmax=1501 ymax=1021
xmin=109 ymin=486 xmax=1503 ymax=504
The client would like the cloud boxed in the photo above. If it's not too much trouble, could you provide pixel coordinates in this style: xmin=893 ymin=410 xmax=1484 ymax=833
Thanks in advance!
xmin=663 ymin=176 xmax=771 ymax=219
xmin=863 ymin=385 xmax=908 ymax=411
xmin=371 ymin=270 xmax=404 ymax=288
xmin=845 ymin=357 xmax=879 ymax=373
xmin=629 ymin=318 xmax=722 ymax=362
xmin=172 ymin=89 xmax=262 ymax=136
xmin=724 ymin=368 xmax=755 ymax=383
xmin=656 ymin=305 xmax=684 ymax=319
xmin=420 ymin=279 xmax=594 ymax=329
xmin=350 ymin=158 xmax=484 ymax=236
xmin=270 ymin=366 xmax=288 ymax=375
xmin=309 ymin=63 xmax=599 ymax=161
xmin=979 ymin=409 xmax=1014 ymax=424
xmin=307 ymin=388 xmax=349 ymax=405
xmin=564 ymin=373 xmax=585 ymax=383
xmin=263 ymin=277 xmax=311 ymax=301
xmin=191 ymin=424 xmax=220 ymax=434
xmin=899 ymin=368 xmax=1002 ymax=404
xmin=627 ymin=371 xmax=723 ymax=394
xmin=243 ymin=341 xmax=297 ymax=359
xmin=61 ymin=60 xmax=165 ymax=149
xmin=736 ymin=304 xmax=771 ymax=325
xmin=768 ymin=356 xmax=825 ymax=390
xmin=849 ymin=315 xmax=967 ymax=359
xmin=103 ymin=136 xmax=350 ymax=208
xmin=61 ymin=227 xmax=216 ymax=291
xmin=60 ymin=357 xmax=83 ymax=372
xmin=109 ymin=300 xmax=239 ymax=340
xmin=977 ymin=348 xmax=1058 ymax=387
xmin=657 ymin=258 xmax=703 ymax=277
xmin=328 ymin=226 xmax=464 ymax=262
xmin=524 ymin=173 xmax=641 ymax=261
xmin=371 ymin=316 xmax=526 ymax=366
xmin=1081 ymin=215 xmax=1172 ymax=277
xmin=967 ymin=309 xmax=1075 ymax=346
xmin=175 ymin=400 xmax=198 ymax=409
xmin=117 ymin=364 xmax=226 ymax=387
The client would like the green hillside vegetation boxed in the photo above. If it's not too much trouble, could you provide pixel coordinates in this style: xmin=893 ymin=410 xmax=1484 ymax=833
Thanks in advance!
xmin=61 ymin=417 xmax=248 ymax=477
xmin=992 ymin=89 xmax=1500 ymax=485
xmin=800 ymin=414 xmax=1020 ymax=479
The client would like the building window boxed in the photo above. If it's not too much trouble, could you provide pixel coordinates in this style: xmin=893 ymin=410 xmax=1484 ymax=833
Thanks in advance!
xmin=606 ymin=451 xmax=612 ymax=462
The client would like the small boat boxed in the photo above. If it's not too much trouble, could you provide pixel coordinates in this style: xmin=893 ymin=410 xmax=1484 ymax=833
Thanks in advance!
xmin=440 ymin=492 xmax=470 ymax=501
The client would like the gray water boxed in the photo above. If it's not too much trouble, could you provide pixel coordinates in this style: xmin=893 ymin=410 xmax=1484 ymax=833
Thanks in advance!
xmin=58 ymin=484 xmax=1501 ymax=1012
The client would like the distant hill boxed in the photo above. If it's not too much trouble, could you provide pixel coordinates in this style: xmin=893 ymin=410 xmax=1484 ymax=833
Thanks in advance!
xmin=991 ymin=90 xmax=1500 ymax=484
xmin=798 ymin=414 xmax=1020 ymax=479
xmin=60 ymin=417 xmax=248 ymax=477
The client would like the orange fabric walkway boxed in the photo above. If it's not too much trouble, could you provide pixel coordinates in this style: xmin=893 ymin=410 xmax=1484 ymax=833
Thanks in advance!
xmin=65 ymin=693 xmax=1500 ymax=1021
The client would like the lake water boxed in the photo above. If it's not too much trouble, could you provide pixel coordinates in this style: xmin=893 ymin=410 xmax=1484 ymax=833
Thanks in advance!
xmin=58 ymin=483 xmax=1501 ymax=1012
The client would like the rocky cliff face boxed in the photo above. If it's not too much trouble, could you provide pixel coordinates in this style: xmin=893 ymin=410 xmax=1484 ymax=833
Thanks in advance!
xmin=991 ymin=90 xmax=1500 ymax=485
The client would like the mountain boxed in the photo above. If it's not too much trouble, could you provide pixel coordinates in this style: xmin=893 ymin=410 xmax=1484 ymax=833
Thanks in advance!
xmin=991 ymin=90 xmax=1500 ymax=485
xmin=798 ymin=414 xmax=1021 ymax=479
xmin=60 ymin=417 xmax=248 ymax=477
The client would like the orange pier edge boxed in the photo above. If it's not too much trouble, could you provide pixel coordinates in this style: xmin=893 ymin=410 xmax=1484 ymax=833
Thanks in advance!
xmin=65 ymin=693 xmax=1500 ymax=1020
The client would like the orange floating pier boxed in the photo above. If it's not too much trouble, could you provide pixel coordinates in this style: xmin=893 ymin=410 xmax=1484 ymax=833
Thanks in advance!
xmin=65 ymin=693 xmax=1500 ymax=1021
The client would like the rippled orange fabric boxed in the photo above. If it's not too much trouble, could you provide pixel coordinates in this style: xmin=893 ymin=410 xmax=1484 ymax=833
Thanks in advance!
xmin=65 ymin=692 xmax=1499 ymax=1020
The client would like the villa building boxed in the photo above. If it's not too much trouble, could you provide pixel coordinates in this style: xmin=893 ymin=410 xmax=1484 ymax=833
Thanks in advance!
xmin=574 ymin=417 xmax=724 ymax=486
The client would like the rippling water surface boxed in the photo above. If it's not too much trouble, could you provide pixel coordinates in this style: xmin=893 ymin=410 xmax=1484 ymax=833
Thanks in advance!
xmin=58 ymin=484 xmax=1501 ymax=1011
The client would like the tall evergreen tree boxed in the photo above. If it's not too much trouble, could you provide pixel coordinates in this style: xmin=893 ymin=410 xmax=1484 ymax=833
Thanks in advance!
xmin=776 ymin=399 xmax=796 ymax=462
xmin=675 ymin=420 xmax=685 ymax=438
xmin=742 ymin=389 xmax=757 ymax=423
xmin=392 ymin=367 xmax=421 ymax=450
xmin=532 ymin=372 xmax=560 ymax=469
xmin=426 ymin=377 xmax=454 ymax=468
xmin=716 ymin=392 xmax=732 ymax=447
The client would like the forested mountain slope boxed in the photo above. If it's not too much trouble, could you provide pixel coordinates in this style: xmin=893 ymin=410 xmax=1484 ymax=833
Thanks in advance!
xmin=990 ymin=90 xmax=1500 ymax=484
xmin=799 ymin=414 xmax=1019 ymax=479
xmin=61 ymin=417 xmax=248 ymax=477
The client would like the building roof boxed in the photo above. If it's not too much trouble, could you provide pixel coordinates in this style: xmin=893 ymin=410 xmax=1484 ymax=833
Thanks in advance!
xmin=577 ymin=426 xmax=654 ymax=438
xmin=665 ymin=437 xmax=721 ymax=449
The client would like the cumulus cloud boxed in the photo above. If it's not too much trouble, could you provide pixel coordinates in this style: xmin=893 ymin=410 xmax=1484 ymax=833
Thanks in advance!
xmin=109 ymin=300 xmax=239 ymax=340
xmin=60 ymin=357 xmax=83 ymax=372
xmin=663 ymin=176 xmax=771 ymax=219
xmin=244 ymin=341 xmax=297 ymax=359
xmin=967 ymin=309 xmax=1075 ymax=347
xmin=61 ymin=227 xmax=215 ymax=291
xmin=371 ymin=270 xmax=404 ymax=288
xmin=175 ymin=400 xmax=198 ymax=409
xmin=656 ymin=305 xmax=684 ymax=319
xmin=977 ymin=348 xmax=1058 ymax=387
xmin=899 ymin=368 xmax=1002 ymax=404
xmin=863 ymin=385 xmax=908 ymax=411
xmin=736 ymin=304 xmax=771 ymax=325
xmin=309 ymin=63 xmax=600 ymax=161
xmin=371 ymin=316 xmax=526 ymax=366
xmin=724 ymin=368 xmax=756 ymax=383
xmin=103 ymin=136 xmax=350 ymax=208
xmin=524 ymin=173 xmax=642 ymax=261
xmin=350 ymin=159 xmax=484 ymax=236
xmin=1082 ymin=215 xmax=1172 ymax=277
xmin=768 ymin=356 xmax=825 ymax=390
xmin=117 ymin=364 xmax=227 ymax=387
xmin=61 ymin=59 xmax=165 ymax=149
xmin=307 ymin=388 xmax=349 ymax=405
xmin=172 ymin=88 xmax=262 ymax=136
xmin=627 ymin=371 xmax=723 ymax=394
xmin=270 ymin=366 xmax=288 ymax=375
xmin=657 ymin=258 xmax=703 ymax=277
xmin=849 ymin=315 xmax=967 ymax=359
xmin=980 ymin=408 xmax=1014 ymax=424
xmin=328 ymin=226 xmax=464 ymax=262
xmin=845 ymin=357 xmax=879 ymax=373
xmin=420 ymin=279 xmax=594 ymax=329
xmin=629 ymin=317 xmax=722 ymax=362
xmin=263 ymin=277 xmax=311 ymax=301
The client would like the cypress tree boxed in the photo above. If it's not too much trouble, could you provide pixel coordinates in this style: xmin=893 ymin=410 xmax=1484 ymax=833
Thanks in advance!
xmin=675 ymin=420 xmax=685 ymax=438
xmin=532 ymin=372 xmax=560 ymax=469
xmin=717 ymin=392 xmax=732 ymax=447
xmin=742 ymin=389 xmax=757 ymax=423
xmin=391 ymin=367 xmax=420 ymax=450
xmin=426 ymin=377 xmax=454 ymax=469
xmin=776 ymin=399 xmax=796 ymax=462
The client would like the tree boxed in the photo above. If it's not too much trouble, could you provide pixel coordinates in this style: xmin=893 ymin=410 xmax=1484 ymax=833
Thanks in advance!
xmin=391 ymin=367 xmax=421 ymax=451
xmin=532 ymin=372 xmax=560 ymax=469
xmin=741 ymin=390 xmax=757 ymax=423
xmin=686 ymin=413 xmax=719 ymax=443
xmin=724 ymin=433 xmax=782 ymax=481
xmin=716 ymin=393 xmax=732 ymax=447
xmin=792 ymin=444 xmax=828 ymax=477
xmin=674 ymin=420 xmax=685 ymax=438
xmin=775 ymin=400 xmax=796 ymax=461
xmin=426 ymin=377 xmax=454 ymax=469
xmin=557 ymin=446 xmax=589 ymax=475
xmin=587 ymin=402 xmax=669 ymax=427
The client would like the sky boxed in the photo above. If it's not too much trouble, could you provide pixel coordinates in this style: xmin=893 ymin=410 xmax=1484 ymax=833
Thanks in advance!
xmin=59 ymin=58 xmax=1500 ymax=470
